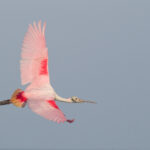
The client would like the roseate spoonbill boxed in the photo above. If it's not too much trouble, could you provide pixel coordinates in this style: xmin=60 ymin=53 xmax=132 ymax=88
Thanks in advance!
xmin=0 ymin=21 xmax=96 ymax=123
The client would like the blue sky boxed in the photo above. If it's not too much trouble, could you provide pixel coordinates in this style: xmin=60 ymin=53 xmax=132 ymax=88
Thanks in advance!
xmin=0 ymin=0 xmax=150 ymax=149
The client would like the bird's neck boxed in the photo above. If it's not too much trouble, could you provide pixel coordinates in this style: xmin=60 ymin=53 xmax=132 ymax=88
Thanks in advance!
xmin=55 ymin=94 xmax=72 ymax=103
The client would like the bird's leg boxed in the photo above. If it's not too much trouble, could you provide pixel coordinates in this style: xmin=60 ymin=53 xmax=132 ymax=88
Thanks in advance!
xmin=0 ymin=99 xmax=11 ymax=105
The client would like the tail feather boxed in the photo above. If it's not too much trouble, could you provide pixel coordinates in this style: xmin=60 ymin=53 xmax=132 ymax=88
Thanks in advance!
xmin=10 ymin=89 xmax=27 ymax=108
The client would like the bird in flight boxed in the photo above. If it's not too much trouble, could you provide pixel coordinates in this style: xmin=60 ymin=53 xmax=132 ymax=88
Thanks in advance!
xmin=0 ymin=21 xmax=96 ymax=123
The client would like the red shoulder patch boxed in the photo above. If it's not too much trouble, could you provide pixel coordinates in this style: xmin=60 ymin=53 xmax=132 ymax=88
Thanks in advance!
xmin=47 ymin=100 xmax=59 ymax=109
xmin=40 ymin=58 xmax=48 ymax=75
xmin=16 ymin=91 xmax=27 ymax=102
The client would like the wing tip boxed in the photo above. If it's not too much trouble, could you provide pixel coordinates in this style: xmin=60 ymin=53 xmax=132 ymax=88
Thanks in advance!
xmin=55 ymin=119 xmax=75 ymax=124
xmin=66 ymin=119 xmax=75 ymax=123
xmin=31 ymin=20 xmax=46 ymax=35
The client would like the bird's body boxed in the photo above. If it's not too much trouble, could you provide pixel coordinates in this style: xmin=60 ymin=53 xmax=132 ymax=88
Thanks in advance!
xmin=0 ymin=21 xmax=96 ymax=124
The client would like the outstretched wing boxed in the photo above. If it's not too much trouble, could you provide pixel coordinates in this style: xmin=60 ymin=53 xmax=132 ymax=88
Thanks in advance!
xmin=21 ymin=21 xmax=74 ymax=123
xmin=21 ymin=21 xmax=49 ymax=87
xmin=28 ymin=98 xmax=74 ymax=123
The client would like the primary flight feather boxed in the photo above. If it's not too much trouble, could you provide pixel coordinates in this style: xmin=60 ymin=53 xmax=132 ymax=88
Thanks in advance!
xmin=0 ymin=21 xmax=96 ymax=124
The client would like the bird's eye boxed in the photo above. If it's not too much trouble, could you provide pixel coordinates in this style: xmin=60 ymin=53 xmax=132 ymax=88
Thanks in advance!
xmin=71 ymin=96 xmax=78 ymax=101
xmin=74 ymin=97 xmax=78 ymax=100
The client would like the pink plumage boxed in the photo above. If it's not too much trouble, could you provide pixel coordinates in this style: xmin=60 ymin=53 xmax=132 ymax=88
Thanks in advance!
xmin=0 ymin=20 xmax=95 ymax=123
xmin=20 ymin=21 xmax=72 ymax=123
xmin=27 ymin=99 xmax=67 ymax=123
xmin=21 ymin=21 xmax=49 ymax=86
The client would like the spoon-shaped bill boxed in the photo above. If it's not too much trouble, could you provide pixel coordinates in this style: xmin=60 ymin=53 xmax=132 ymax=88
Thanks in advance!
xmin=79 ymin=98 xmax=96 ymax=104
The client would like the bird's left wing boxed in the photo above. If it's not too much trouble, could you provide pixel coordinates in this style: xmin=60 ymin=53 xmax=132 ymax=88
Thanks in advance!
xmin=21 ymin=21 xmax=50 ymax=87
xmin=28 ymin=98 xmax=74 ymax=123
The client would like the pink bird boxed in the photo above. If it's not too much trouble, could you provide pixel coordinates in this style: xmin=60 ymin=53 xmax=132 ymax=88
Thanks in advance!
xmin=0 ymin=21 xmax=96 ymax=123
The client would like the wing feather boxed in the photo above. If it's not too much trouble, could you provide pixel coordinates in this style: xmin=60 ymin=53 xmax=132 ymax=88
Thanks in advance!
xmin=21 ymin=21 xmax=49 ymax=86
xmin=28 ymin=99 xmax=67 ymax=123
xmin=21 ymin=21 xmax=74 ymax=123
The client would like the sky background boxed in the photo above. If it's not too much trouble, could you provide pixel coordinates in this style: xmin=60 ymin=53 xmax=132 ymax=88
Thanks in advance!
xmin=0 ymin=0 xmax=150 ymax=149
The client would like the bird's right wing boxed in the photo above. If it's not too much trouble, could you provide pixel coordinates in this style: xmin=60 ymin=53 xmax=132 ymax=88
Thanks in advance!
xmin=28 ymin=98 xmax=74 ymax=123
xmin=21 ymin=21 xmax=50 ymax=88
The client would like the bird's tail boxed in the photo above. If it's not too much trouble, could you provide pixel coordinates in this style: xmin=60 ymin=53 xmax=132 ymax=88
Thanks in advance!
xmin=0 ymin=89 xmax=27 ymax=108
xmin=10 ymin=89 xmax=27 ymax=108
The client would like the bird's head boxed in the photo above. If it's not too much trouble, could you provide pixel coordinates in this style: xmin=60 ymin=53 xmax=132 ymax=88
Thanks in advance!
xmin=70 ymin=96 xmax=96 ymax=104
